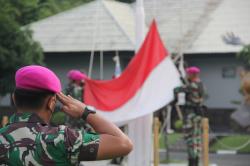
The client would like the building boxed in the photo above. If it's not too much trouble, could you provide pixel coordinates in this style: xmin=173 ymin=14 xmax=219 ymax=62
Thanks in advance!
xmin=0 ymin=0 xmax=136 ymax=106
xmin=30 ymin=0 xmax=137 ymax=85
xmin=185 ymin=0 xmax=250 ymax=110
xmin=1 ymin=0 xmax=250 ymax=118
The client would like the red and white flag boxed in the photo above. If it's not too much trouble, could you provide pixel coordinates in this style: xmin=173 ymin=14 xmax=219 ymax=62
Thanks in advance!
xmin=84 ymin=21 xmax=181 ymax=124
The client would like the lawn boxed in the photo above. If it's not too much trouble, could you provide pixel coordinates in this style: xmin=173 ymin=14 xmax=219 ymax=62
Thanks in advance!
xmin=160 ymin=159 xmax=185 ymax=164
xmin=159 ymin=133 xmax=183 ymax=149
xmin=210 ymin=135 xmax=250 ymax=153
xmin=159 ymin=133 xmax=250 ymax=153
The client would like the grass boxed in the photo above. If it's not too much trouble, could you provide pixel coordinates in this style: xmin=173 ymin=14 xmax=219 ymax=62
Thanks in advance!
xmin=210 ymin=135 xmax=250 ymax=153
xmin=158 ymin=133 xmax=250 ymax=153
xmin=160 ymin=159 xmax=185 ymax=164
xmin=159 ymin=133 xmax=183 ymax=149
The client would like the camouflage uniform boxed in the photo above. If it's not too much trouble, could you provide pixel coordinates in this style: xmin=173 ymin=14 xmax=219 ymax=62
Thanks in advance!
xmin=0 ymin=112 xmax=100 ymax=166
xmin=183 ymin=80 xmax=204 ymax=165
xmin=184 ymin=113 xmax=202 ymax=159
xmin=64 ymin=83 xmax=89 ymax=130
xmin=65 ymin=83 xmax=83 ymax=102
xmin=185 ymin=81 xmax=204 ymax=108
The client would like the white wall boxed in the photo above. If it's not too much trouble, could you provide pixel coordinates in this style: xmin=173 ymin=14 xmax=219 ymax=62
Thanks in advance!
xmin=45 ymin=52 xmax=117 ymax=89
xmin=0 ymin=51 xmax=133 ymax=106
xmin=186 ymin=54 xmax=243 ymax=109
xmin=0 ymin=52 xmax=243 ymax=110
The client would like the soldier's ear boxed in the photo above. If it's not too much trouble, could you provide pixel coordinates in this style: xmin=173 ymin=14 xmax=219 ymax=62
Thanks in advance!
xmin=47 ymin=95 xmax=56 ymax=112
xmin=12 ymin=94 xmax=16 ymax=106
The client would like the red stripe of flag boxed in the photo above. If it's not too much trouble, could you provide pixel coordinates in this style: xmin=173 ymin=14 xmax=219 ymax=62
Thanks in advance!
xmin=84 ymin=20 xmax=168 ymax=111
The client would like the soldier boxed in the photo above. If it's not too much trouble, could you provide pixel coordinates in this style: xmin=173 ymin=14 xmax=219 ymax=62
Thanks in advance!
xmin=64 ymin=70 xmax=88 ymax=130
xmin=65 ymin=70 xmax=87 ymax=102
xmin=183 ymin=66 xmax=205 ymax=166
xmin=0 ymin=65 xmax=133 ymax=165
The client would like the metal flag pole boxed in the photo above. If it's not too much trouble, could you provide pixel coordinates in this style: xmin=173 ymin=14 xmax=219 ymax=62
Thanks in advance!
xmin=99 ymin=0 xmax=104 ymax=80
xmin=127 ymin=0 xmax=152 ymax=165
xmin=88 ymin=0 xmax=101 ymax=78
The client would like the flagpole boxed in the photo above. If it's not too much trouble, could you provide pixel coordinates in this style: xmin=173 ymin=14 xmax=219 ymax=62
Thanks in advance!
xmin=135 ymin=0 xmax=145 ymax=50
xmin=127 ymin=0 xmax=152 ymax=165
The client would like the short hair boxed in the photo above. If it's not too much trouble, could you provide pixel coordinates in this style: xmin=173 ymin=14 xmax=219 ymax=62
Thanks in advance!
xmin=14 ymin=88 xmax=55 ymax=110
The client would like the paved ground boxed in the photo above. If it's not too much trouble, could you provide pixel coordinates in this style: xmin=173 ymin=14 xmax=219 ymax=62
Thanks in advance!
xmin=163 ymin=151 xmax=250 ymax=166
xmin=80 ymin=151 xmax=250 ymax=166
xmin=80 ymin=161 xmax=216 ymax=166
xmin=80 ymin=161 xmax=110 ymax=166
xmin=80 ymin=161 xmax=186 ymax=166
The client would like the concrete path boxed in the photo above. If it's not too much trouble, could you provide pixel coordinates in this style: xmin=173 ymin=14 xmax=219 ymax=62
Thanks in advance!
xmin=80 ymin=151 xmax=250 ymax=166
xmin=80 ymin=161 xmax=217 ymax=166
xmin=164 ymin=151 xmax=250 ymax=166
xmin=80 ymin=160 xmax=110 ymax=166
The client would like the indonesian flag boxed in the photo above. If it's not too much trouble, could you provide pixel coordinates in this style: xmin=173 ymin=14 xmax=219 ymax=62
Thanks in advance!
xmin=84 ymin=21 xmax=181 ymax=124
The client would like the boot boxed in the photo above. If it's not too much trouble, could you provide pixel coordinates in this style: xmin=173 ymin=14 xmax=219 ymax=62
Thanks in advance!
xmin=188 ymin=158 xmax=195 ymax=166
xmin=194 ymin=157 xmax=199 ymax=166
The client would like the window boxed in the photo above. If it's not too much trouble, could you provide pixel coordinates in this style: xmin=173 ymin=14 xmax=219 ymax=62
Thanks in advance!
xmin=222 ymin=66 xmax=236 ymax=78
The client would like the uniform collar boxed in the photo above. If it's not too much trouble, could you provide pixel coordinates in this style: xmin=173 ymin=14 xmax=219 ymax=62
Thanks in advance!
xmin=9 ymin=112 xmax=46 ymax=125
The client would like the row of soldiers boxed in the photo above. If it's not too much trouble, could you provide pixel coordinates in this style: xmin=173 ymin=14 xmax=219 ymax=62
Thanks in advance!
xmin=62 ymin=67 xmax=205 ymax=166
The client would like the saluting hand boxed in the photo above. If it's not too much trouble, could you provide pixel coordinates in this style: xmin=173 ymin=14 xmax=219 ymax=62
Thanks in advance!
xmin=56 ymin=92 xmax=86 ymax=118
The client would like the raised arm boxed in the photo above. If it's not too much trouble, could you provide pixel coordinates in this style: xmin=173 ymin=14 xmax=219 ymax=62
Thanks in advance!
xmin=56 ymin=92 xmax=133 ymax=160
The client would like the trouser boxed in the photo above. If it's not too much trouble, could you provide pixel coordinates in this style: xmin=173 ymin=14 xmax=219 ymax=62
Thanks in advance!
xmin=184 ymin=111 xmax=202 ymax=166
xmin=188 ymin=157 xmax=199 ymax=166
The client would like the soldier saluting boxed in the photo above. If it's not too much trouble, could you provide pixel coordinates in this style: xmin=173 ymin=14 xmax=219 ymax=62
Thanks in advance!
xmin=184 ymin=66 xmax=205 ymax=166
xmin=0 ymin=65 xmax=133 ymax=165
xmin=64 ymin=69 xmax=89 ymax=130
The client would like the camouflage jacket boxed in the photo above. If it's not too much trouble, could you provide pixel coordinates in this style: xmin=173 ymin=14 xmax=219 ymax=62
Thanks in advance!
xmin=64 ymin=84 xmax=83 ymax=102
xmin=186 ymin=81 xmax=205 ymax=107
xmin=64 ymin=84 xmax=87 ymax=129
xmin=0 ymin=113 xmax=100 ymax=166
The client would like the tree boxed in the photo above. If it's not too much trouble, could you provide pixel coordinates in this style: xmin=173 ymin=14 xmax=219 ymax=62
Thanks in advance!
xmin=3 ymin=0 xmax=93 ymax=26
xmin=0 ymin=1 xmax=43 ymax=96
xmin=116 ymin=0 xmax=135 ymax=3
xmin=0 ymin=0 xmax=93 ymax=97
xmin=237 ymin=44 xmax=250 ymax=69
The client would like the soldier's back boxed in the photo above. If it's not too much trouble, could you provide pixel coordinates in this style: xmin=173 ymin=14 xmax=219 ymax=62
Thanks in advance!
xmin=0 ymin=113 xmax=82 ymax=166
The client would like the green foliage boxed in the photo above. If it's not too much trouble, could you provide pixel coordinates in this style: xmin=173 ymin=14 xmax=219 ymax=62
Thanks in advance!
xmin=159 ymin=133 xmax=183 ymax=149
xmin=0 ymin=1 xmax=43 ymax=96
xmin=0 ymin=0 xmax=92 ymax=96
xmin=0 ymin=0 xmax=92 ymax=26
xmin=30 ymin=0 xmax=93 ymax=24
xmin=116 ymin=0 xmax=135 ymax=3
xmin=210 ymin=135 xmax=250 ymax=153
xmin=237 ymin=44 xmax=250 ymax=67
